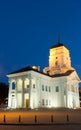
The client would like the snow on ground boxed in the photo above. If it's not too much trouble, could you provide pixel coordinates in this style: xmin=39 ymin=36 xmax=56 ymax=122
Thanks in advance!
xmin=0 ymin=108 xmax=81 ymax=130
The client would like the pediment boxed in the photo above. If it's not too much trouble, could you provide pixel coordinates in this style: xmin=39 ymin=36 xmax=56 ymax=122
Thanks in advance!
xmin=69 ymin=70 xmax=80 ymax=81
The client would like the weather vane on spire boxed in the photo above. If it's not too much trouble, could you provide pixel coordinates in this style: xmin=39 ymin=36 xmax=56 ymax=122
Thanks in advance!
xmin=58 ymin=34 xmax=60 ymax=45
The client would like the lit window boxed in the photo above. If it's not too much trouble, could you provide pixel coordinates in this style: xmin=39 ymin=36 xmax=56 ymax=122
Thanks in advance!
xmin=42 ymin=85 xmax=44 ymax=91
xmin=33 ymin=84 xmax=35 ymax=88
xmin=56 ymin=86 xmax=59 ymax=92
xmin=12 ymin=82 xmax=15 ymax=90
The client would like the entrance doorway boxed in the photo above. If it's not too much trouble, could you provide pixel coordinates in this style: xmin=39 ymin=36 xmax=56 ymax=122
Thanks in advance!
xmin=26 ymin=99 xmax=29 ymax=108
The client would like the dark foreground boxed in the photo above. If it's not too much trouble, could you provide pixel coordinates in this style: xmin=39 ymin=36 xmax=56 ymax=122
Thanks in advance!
xmin=0 ymin=124 xmax=81 ymax=130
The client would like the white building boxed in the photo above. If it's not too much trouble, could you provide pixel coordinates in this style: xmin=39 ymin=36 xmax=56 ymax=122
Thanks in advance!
xmin=7 ymin=40 xmax=80 ymax=109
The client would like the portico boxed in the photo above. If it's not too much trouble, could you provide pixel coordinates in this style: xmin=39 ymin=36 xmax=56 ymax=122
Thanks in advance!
xmin=8 ymin=73 xmax=37 ymax=109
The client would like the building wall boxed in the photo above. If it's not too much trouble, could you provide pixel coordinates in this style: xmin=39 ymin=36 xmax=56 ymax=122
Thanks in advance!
xmin=66 ymin=73 xmax=80 ymax=108
xmin=8 ymin=70 xmax=80 ymax=109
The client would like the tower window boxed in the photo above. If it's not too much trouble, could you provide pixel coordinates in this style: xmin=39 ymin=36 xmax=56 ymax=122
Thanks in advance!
xmin=56 ymin=57 xmax=58 ymax=59
xmin=55 ymin=61 xmax=58 ymax=66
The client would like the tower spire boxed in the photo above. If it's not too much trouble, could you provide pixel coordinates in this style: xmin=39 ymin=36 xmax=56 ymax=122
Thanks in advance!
xmin=58 ymin=34 xmax=60 ymax=45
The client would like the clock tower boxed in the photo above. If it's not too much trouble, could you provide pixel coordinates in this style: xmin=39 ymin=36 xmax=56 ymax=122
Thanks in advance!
xmin=43 ymin=37 xmax=74 ymax=75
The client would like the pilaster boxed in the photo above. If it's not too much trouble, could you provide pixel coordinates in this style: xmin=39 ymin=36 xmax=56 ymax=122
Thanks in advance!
xmin=66 ymin=82 xmax=68 ymax=108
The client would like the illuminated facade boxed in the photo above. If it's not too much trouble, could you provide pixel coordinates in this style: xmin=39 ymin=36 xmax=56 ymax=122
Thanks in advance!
xmin=7 ymin=41 xmax=80 ymax=109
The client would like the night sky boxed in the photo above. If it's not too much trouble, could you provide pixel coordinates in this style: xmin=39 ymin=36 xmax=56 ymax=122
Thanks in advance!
xmin=0 ymin=0 xmax=81 ymax=84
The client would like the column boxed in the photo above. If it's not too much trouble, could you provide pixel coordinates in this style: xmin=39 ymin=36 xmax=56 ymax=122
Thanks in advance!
xmin=22 ymin=79 xmax=24 ymax=108
xmin=29 ymin=74 xmax=32 ymax=108
xmin=15 ymin=80 xmax=18 ymax=108
xmin=8 ymin=80 xmax=12 ymax=108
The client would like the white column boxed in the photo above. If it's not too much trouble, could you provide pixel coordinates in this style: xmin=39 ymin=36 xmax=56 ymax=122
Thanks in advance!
xmin=29 ymin=74 xmax=32 ymax=108
xmin=22 ymin=79 xmax=24 ymax=108
xmin=8 ymin=80 xmax=12 ymax=108
xmin=15 ymin=81 xmax=18 ymax=108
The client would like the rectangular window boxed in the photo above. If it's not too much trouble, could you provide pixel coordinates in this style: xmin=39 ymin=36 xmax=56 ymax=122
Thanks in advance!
xmin=42 ymin=85 xmax=44 ymax=91
xmin=27 ymin=85 xmax=29 ymax=88
xmin=46 ymin=86 xmax=48 ymax=91
xmin=56 ymin=86 xmax=59 ymax=92
xmin=33 ymin=84 xmax=35 ymax=88
xmin=49 ymin=86 xmax=51 ymax=92
xmin=42 ymin=99 xmax=44 ymax=105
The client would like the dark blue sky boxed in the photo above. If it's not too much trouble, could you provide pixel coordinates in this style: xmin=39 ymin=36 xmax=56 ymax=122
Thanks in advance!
xmin=0 ymin=0 xmax=81 ymax=84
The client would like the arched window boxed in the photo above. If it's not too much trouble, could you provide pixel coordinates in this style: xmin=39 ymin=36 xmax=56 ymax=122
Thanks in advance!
xmin=12 ymin=82 xmax=15 ymax=90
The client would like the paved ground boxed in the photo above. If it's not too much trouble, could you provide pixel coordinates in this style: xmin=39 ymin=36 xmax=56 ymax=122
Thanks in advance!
xmin=0 ymin=108 xmax=81 ymax=130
